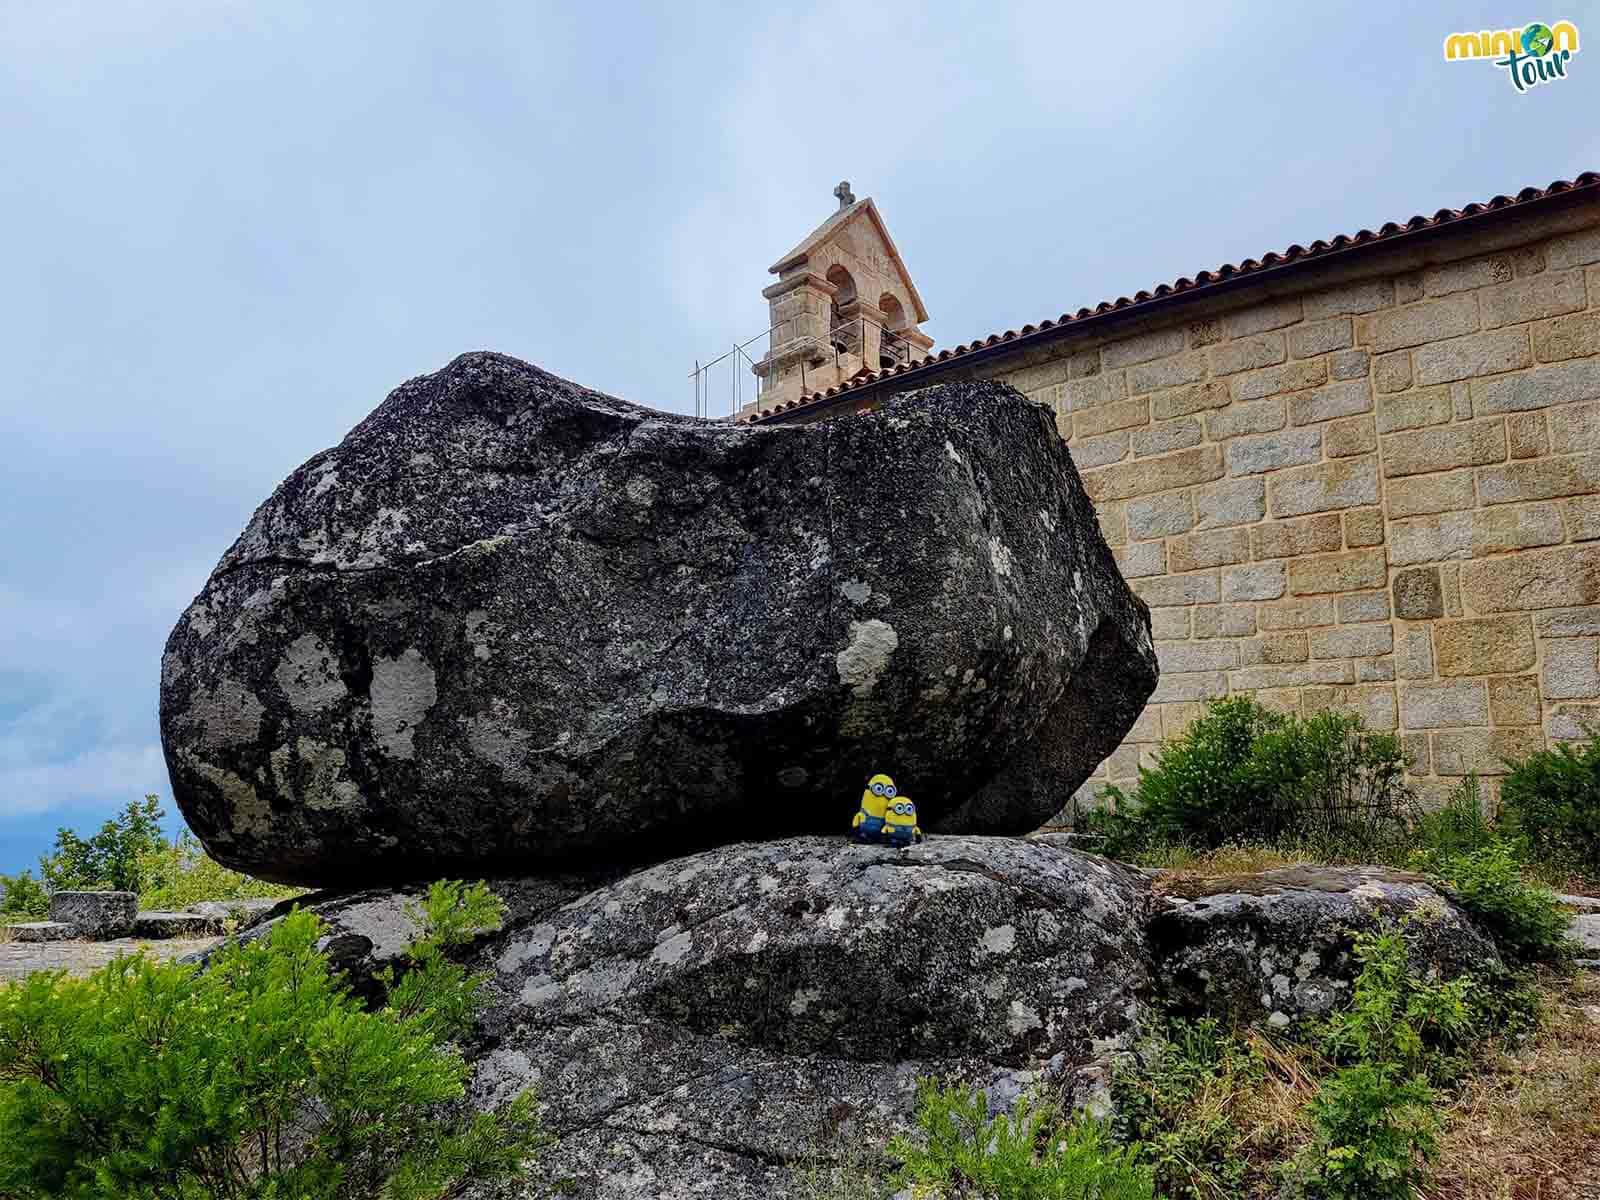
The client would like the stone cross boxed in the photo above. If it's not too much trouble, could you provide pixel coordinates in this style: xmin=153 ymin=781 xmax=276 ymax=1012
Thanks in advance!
xmin=834 ymin=180 xmax=855 ymax=210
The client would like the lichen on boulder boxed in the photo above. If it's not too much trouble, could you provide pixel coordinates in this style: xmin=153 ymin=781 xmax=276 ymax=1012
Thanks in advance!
xmin=159 ymin=354 xmax=1156 ymax=887
xmin=1148 ymin=864 xmax=1502 ymax=1025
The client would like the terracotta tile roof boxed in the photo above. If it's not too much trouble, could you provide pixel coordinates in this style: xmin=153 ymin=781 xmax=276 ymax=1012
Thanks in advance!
xmin=743 ymin=171 xmax=1600 ymax=424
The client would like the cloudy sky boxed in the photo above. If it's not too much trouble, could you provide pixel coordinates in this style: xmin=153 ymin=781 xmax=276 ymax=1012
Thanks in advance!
xmin=2 ymin=2 xmax=1598 ymax=872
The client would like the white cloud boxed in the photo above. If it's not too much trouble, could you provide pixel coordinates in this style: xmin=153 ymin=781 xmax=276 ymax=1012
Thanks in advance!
xmin=0 ymin=742 xmax=168 ymax=820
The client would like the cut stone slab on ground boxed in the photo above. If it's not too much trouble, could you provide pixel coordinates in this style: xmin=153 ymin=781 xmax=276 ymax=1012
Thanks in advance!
xmin=0 ymin=936 xmax=220 ymax=983
xmin=8 ymin=922 xmax=80 ymax=943
xmin=49 ymin=890 xmax=137 ymax=939
xmin=133 ymin=911 xmax=225 ymax=939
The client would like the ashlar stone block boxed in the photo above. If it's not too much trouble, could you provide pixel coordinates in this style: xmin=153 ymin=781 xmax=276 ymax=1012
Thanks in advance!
xmin=1393 ymin=568 xmax=1444 ymax=620
xmin=1287 ymin=549 xmax=1386 ymax=595
xmin=1222 ymin=562 xmax=1287 ymax=602
xmin=1381 ymin=420 xmax=1506 ymax=478
xmin=1541 ymin=638 xmax=1600 ymax=700
xmin=1194 ymin=477 xmax=1267 ymax=529
xmin=1433 ymin=616 xmax=1536 ymax=677
xmin=1460 ymin=544 xmax=1600 ymax=613
xmin=1401 ymin=680 xmax=1489 ymax=728
xmin=1432 ymin=728 xmax=1544 ymax=775
xmin=1488 ymin=675 xmax=1541 ymax=726
xmin=1268 ymin=456 xmax=1380 ymax=517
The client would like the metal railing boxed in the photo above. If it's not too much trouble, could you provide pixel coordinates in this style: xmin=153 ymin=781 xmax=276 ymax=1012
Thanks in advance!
xmin=689 ymin=319 xmax=918 ymax=418
xmin=689 ymin=324 xmax=779 ymax=418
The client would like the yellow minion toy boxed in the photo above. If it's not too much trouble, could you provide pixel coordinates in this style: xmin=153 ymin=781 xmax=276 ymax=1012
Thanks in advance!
xmin=851 ymin=773 xmax=896 ymax=843
xmin=882 ymin=794 xmax=922 ymax=848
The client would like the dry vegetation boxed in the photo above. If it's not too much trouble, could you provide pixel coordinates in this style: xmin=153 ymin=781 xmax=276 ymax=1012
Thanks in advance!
xmin=1428 ymin=971 xmax=1600 ymax=1200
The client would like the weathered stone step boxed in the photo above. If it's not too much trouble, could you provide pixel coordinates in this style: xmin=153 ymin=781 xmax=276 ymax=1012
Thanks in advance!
xmin=1571 ymin=912 xmax=1600 ymax=969
xmin=133 ymin=911 xmax=225 ymax=939
xmin=9 ymin=921 xmax=80 ymax=942
xmin=49 ymin=890 xmax=136 ymax=939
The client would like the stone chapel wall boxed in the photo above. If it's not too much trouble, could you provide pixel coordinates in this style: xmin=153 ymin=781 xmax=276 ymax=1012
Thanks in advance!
xmin=801 ymin=198 xmax=1600 ymax=813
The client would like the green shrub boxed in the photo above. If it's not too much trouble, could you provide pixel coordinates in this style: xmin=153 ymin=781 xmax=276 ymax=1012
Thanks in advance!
xmin=0 ymin=871 xmax=49 ymax=920
xmin=38 ymin=795 xmax=168 ymax=895
xmin=136 ymin=831 xmax=301 ymax=911
xmin=0 ymin=879 xmax=544 ymax=1199
xmin=1287 ymin=1064 xmax=1438 ymax=1200
xmin=1426 ymin=841 xmax=1574 ymax=966
xmin=1095 ymin=699 xmax=1415 ymax=859
xmin=1412 ymin=775 xmax=1500 ymax=861
xmin=1286 ymin=928 xmax=1460 ymax=1200
xmin=1499 ymin=734 xmax=1600 ymax=878
xmin=1110 ymin=1018 xmax=1282 ymax=1199
xmin=1318 ymin=928 xmax=1473 ymax=1076
xmin=890 ymin=1079 xmax=1153 ymax=1199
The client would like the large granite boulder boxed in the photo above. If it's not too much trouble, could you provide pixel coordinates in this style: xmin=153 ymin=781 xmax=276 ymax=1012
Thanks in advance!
xmin=198 ymin=840 xmax=1509 ymax=1198
xmin=159 ymin=354 xmax=1156 ymax=886
xmin=476 ymin=836 xmax=1151 ymax=1199
xmin=1148 ymin=865 xmax=1503 ymax=1025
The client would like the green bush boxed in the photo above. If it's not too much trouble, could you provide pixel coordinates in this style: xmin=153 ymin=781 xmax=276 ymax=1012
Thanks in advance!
xmin=1110 ymin=1018 xmax=1275 ymax=1199
xmin=38 ymin=795 xmax=168 ymax=895
xmin=136 ymin=831 xmax=301 ymax=911
xmin=1317 ymin=928 xmax=1473 ymax=1076
xmin=1288 ymin=1064 xmax=1438 ymax=1200
xmin=0 ymin=879 xmax=544 ymax=1199
xmin=890 ymin=1079 xmax=1153 ymax=1199
xmin=1412 ymin=775 xmax=1500 ymax=861
xmin=1286 ymin=928 xmax=1460 ymax=1200
xmin=1094 ymin=699 xmax=1415 ymax=859
xmin=0 ymin=871 xmax=49 ymax=921
xmin=1499 ymin=733 xmax=1600 ymax=878
xmin=1426 ymin=841 xmax=1574 ymax=966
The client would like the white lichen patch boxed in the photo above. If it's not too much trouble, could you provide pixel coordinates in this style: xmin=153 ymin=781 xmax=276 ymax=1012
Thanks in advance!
xmin=651 ymin=930 xmax=694 ymax=966
xmin=988 ymin=537 xmax=1014 ymax=576
xmin=273 ymin=633 xmax=347 ymax=714
xmin=624 ymin=475 xmax=658 ymax=507
xmin=190 ymin=757 xmax=271 ymax=838
xmin=835 ymin=619 xmax=899 ymax=697
xmin=188 ymin=679 xmax=266 ymax=746
xmin=520 ymin=976 xmax=563 ymax=1007
xmin=839 ymin=578 xmax=872 ymax=605
xmin=1007 ymin=1000 xmax=1042 ymax=1034
xmin=369 ymin=648 xmax=438 ymax=759
xmin=296 ymin=738 xmax=362 ymax=810
xmin=497 ymin=923 xmax=556 ymax=974
xmin=467 ymin=703 xmax=532 ymax=780
xmin=184 ymin=601 xmax=216 ymax=639
xmin=464 ymin=610 xmax=495 ymax=660
xmin=789 ymin=987 xmax=821 ymax=1015
xmin=979 ymin=924 xmax=1016 ymax=956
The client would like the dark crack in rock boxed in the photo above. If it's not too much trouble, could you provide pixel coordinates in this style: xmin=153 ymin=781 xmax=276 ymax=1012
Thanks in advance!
xmin=158 ymin=353 xmax=1156 ymax=887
